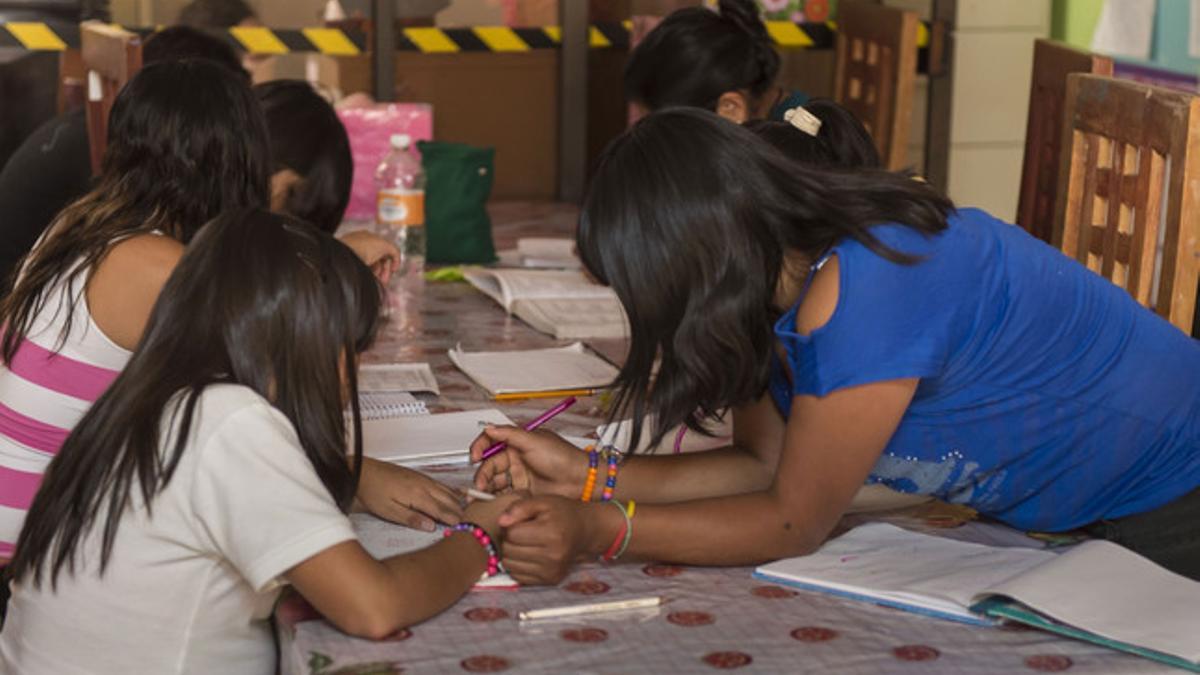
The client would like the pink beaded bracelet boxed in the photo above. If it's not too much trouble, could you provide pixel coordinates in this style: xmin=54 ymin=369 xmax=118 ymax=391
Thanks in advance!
xmin=444 ymin=521 xmax=502 ymax=578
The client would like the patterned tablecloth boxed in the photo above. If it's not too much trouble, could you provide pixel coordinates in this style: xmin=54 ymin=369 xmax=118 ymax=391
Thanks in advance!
xmin=278 ymin=204 xmax=1175 ymax=675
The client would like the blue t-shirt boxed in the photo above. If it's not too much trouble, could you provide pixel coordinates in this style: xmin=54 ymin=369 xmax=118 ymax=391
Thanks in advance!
xmin=768 ymin=207 xmax=1200 ymax=531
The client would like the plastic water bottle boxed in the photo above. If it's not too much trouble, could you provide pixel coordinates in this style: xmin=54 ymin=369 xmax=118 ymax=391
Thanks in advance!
xmin=375 ymin=133 xmax=426 ymax=283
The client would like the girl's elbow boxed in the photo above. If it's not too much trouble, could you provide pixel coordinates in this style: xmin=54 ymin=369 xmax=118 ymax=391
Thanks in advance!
xmin=334 ymin=607 xmax=406 ymax=641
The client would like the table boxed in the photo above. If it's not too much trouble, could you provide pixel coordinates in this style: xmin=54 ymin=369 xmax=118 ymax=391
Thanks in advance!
xmin=278 ymin=203 xmax=1175 ymax=674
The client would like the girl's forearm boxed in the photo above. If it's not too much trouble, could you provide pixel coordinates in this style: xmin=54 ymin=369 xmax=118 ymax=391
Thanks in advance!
xmin=583 ymin=490 xmax=829 ymax=566
xmin=377 ymin=534 xmax=488 ymax=629
xmin=607 ymin=447 xmax=775 ymax=504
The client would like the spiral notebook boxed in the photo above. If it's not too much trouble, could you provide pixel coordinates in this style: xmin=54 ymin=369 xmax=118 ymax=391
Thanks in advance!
xmin=358 ymin=392 xmax=428 ymax=420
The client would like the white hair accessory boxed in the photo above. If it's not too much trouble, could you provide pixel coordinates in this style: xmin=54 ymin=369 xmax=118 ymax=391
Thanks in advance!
xmin=783 ymin=106 xmax=822 ymax=137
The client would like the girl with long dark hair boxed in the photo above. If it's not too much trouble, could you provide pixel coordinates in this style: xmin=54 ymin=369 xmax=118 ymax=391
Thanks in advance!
xmin=1 ymin=211 xmax=515 ymax=673
xmin=626 ymin=0 xmax=807 ymax=123
xmin=0 ymin=60 xmax=460 ymax=560
xmin=472 ymin=108 xmax=1200 ymax=583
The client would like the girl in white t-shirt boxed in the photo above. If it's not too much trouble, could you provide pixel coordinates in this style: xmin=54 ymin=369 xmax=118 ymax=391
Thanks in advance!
xmin=1 ymin=210 xmax=514 ymax=675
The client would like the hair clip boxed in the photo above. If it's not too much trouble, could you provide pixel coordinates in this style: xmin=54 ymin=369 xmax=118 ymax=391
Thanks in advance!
xmin=783 ymin=106 xmax=822 ymax=137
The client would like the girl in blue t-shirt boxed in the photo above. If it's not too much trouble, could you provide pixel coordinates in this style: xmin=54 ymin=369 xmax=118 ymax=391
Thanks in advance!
xmin=470 ymin=107 xmax=1200 ymax=583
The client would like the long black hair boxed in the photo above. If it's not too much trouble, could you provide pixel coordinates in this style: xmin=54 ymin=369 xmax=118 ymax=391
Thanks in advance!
xmin=744 ymin=98 xmax=882 ymax=169
xmin=625 ymin=0 xmax=779 ymax=112
xmin=578 ymin=108 xmax=953 ymax=451
xmin=0 ymin=59 xmax=270 ymax=363
xmin=256 ymin=80 xmax=353 ymax=234
xmin=8 ymin=209 xmax=381 ymax=589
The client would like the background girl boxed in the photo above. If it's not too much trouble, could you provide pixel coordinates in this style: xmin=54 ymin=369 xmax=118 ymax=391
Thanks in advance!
xmin=2 ymin=211 xmax=514 ymax=673
xmin=626 ymin=0 xmax=807 ymax=123
xmin=473 ymin=108 xmax=1200 ymax=583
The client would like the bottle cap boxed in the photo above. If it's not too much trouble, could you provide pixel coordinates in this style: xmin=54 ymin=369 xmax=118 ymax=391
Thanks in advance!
xmin=391 ymin=133 xmax=411 ymax=149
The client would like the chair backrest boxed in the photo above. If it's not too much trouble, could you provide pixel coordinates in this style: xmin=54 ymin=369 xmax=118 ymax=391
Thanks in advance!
xmin=1017 ymin=39 xmax=1113 ymax=243
xmin=81 ymin=21 xmax=143 ymax=176
xmin=1054 ymin=73 xmax=1200 ymax=333
xmin=832 ymin=1 xmax=919 ymax=171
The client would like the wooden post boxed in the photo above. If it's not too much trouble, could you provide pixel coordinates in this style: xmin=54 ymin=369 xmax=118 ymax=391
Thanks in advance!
xmin=372 ymin=0 xmax=396 ymax=102
xmin=923 ymin=0 xmax=956 ymax=192
xmin=558 ymin=0 xmax=589 ymax=202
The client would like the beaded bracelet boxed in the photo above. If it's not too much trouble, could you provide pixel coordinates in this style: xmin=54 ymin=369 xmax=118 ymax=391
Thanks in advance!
xmin=600 ymin=445 xmax=621 ymax=502
xmin=601 ymin=500 xmax=635 ymax=563
xmin=443 ymin=521 xmax=501 ymax=577
xmin=581 ymin=445 xmax=599 ymax=502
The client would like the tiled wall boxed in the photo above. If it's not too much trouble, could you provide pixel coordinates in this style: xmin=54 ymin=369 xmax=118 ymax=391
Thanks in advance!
xmin=887 ymin=0 xmax=1050 ymax=221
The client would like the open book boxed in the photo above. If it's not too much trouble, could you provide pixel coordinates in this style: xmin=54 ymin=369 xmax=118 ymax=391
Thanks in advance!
xmin=754 ymin=523 xmax=1200 ymax=670
xmin=463 ymin=268 xmax=628 ymax=340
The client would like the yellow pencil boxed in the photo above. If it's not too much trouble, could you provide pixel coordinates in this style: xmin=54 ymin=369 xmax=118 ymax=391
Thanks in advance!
xmin=494 ymin=388 xmax=599 ymax=402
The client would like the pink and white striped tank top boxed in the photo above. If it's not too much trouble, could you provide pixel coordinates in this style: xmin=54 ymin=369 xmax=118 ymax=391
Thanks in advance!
xmin=0 ymin=267 xmax=130 ymax=557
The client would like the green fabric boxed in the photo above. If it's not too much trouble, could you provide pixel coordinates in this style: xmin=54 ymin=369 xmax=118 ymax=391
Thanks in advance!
xmin=418 ymin=140 xmax=497 ymax=264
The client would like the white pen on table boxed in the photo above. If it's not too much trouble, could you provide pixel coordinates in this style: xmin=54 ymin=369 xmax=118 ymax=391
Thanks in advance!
xmin=518 ymin=596 xmax=664 ymax=621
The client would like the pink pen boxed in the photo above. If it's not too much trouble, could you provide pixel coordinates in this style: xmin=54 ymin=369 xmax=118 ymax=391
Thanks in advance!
xmin=479 ymin=396 xmax=577 ymax=461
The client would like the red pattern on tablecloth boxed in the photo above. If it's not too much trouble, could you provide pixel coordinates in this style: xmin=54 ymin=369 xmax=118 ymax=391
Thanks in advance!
xmin=1026 ymin=655 xmax=1074 ymax=671
xmin=894 ymin=645 xmax=941 ymax=661
xmin=463 ymin=607 xmax=510 ymax=622
xmin=791 ymin=626 xmax=839 ymax=642
xmin=460 ymin=655 xmax=510 ymax=672
xmin=751 ymin=585 xmax=799 ymax=599
xmin=668 ymin=611 xmax=715 ymax=627
xmin=702 ymin=651 xmax=754 ymax=669
xmin=560 ymin=627 xmax=609 ymax=643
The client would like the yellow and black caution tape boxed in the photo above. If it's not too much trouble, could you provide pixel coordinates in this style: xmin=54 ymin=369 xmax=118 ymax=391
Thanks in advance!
xmin=0 ymin=20 xmax=927 ymax=54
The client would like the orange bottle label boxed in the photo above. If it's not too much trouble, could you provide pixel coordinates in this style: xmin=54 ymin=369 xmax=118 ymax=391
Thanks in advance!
xmin=377 ymin=189 xmax=425 ymax=228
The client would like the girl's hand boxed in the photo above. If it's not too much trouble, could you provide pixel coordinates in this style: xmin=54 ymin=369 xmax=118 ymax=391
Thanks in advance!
xmin=464 ymin=492 xmax=523 ymax=541
xmin=470 ymin=426 xmax=588 ymax=499
xmin=357 ymin=458 xmax=464 ymax=531
xmin=338 ymin=230 xmax=399 ymax=283
xmin=495 ymin=496 xmax=616 ymax=585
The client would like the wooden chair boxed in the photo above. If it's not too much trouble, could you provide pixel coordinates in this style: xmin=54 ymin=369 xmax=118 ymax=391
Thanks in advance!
xmin=81 ymin=21 xmax=143 ymax=176
xmin=832 ymin=1 xmax=919 ymax=171
xmin=1017 ymin=40 xmax=1113 ymax=244
xmin=1053 ymin=74 xmax=1200 ymax=333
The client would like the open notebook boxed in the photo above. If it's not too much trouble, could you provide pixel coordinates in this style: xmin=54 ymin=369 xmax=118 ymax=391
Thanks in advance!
xmin=449 ymin=342 xmax=618 ymax=398
xmin=463 ymin=268 xmax=628 ymax=340
xmin=754 ymin=523 xmax=1200 ymax=671
xmin=360 ymin=408 xmax=513 ymax=465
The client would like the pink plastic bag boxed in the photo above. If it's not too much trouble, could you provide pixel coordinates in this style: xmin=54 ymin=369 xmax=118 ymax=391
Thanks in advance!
xmin=337 ymin=104 xmax=434 ymax=221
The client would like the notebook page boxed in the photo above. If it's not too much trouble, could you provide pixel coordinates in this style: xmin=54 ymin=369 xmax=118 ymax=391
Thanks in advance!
xmin=755 ymin=523 xmax=1054 ymax=622
xmin=361 ymin=409 xmax=513 ymax=463
xmin=448 ymin=342 xmax=619 ymax=396
xmin=979 ymin=540 xmax=1200 ymax=662
xmin=516 ymin=237 xmax=581 ymax=268
xmin=360 ymin=363 xmax=440 ymax=395
xmin=513 ymin=297 xmax=629 ymax=340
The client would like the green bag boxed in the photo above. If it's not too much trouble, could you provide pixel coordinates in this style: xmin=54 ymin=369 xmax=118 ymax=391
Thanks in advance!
xmin=418 ymin=140 xmax=497 ymax=264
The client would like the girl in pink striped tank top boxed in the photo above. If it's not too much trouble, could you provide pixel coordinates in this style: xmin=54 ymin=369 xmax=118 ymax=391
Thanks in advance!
xmin=0 ymin=60 xmax=271 ymax=556
xmin=1 ymin=61 xmax=464 ymax=572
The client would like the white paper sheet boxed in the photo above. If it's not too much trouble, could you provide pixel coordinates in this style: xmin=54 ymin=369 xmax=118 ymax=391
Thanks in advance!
xmin=359 ymin=363 xmax=440 ymax=395
xmin=448 ymin=342 xmax=618 ymax=396
xmin=1190 ymin=0 xmax=1200 ymax=58
xmin=1092 ymin=0 xmax=1156 ymax=59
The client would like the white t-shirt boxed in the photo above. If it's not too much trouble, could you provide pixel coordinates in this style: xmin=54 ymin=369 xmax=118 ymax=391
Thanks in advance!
xmin=0 ymin=384 xmax=357 ymax=675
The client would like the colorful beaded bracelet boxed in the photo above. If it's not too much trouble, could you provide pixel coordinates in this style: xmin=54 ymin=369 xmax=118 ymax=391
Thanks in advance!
xmin=443 ymin=521 xmax=502 ymax=578
xmin=600 ymin=445 xmax=621 ymax=502
xmin=581 ymin=445 xmax=599 ymax=502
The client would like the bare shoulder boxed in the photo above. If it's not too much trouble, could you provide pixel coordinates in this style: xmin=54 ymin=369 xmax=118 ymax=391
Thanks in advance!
xmin=794 ymin=254 xmax=840 ymax=336
xmin=88 ymin=234 xmax=184 ymax=350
